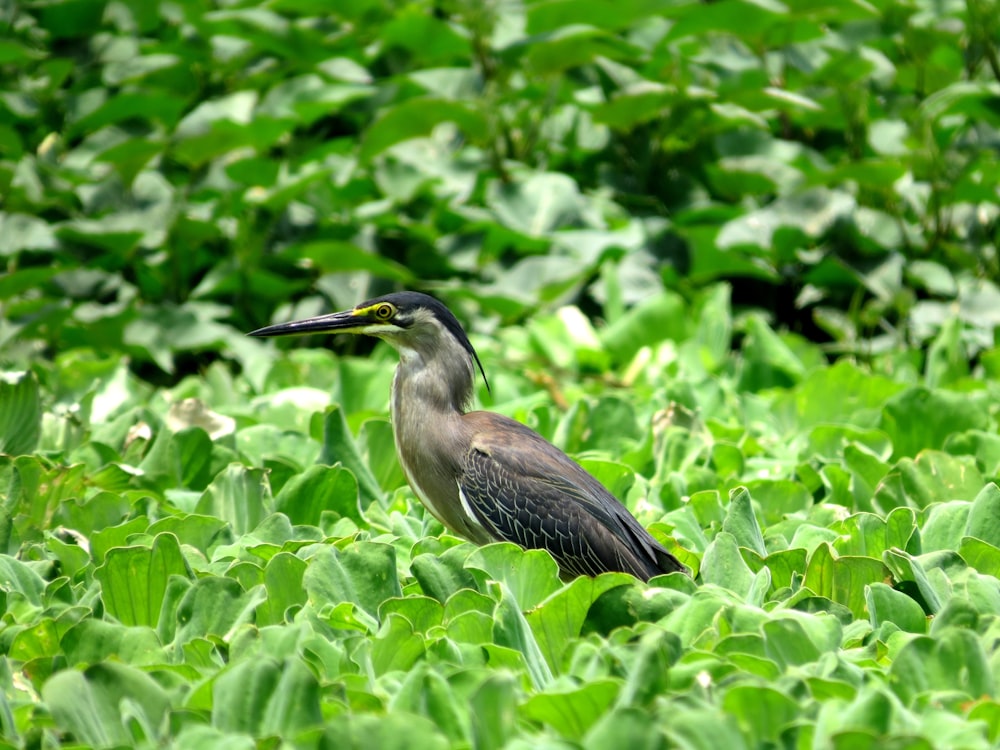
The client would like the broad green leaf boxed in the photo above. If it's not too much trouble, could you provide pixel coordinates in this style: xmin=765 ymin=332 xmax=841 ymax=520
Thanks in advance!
xmin=146 ymin=514 xmax=232 ymax=555
xmin=889 ymin=628 xmax=995 ymax=704
xmin=722 ymin=684 xmax=799 ymax=746
xmin=360 ymin=98 xmax=487 ymax=161
xmin=526 ymin=573 xmax=633 ymax=672
xmin=921 ymin=500 xmax=972 ymax=552
xmin=875 ymin=451 xmax=984 ymax=513
xmin=379 ymin=595 xmax=444 ymax=633
xmin=617 ymin=626 xmax=683 ymax=705
xmin=95 ymin=532 xmax=191 ymax=627
xmin=964 ymin=482 xmax=1000 ymax=547
xmin=212 ymin=657 xmax=322 ymax=736
xmin=466 ymin=542 xmax=562 ymax=610
xmin=370 ymin=612 xmax=426 ymax=674
xmin=174 ymin=577 xmax=264 ymax=645
xmin=833 ymin=508 xmax=917 ymax=558
xmin=701 ymin=532 xmax=754 ymax=597
xmin=780 ymin=361 xmax=905 ymax=429
xmin=322 ymin=712 xmax=450 ymax=749
xmin=585 ymin=706 xmax=666 ymax=750
xmin=410 ymin=548 xmax=478 ymax=602
xmin=881 ymin=550 xmax=945 ymax=615
xmin=762 ymin=612 xmax=842 ymax=668
xmin=599 ymin=291 xmax=688 ymax=365
xmin=315 ymin=406 xmax=383 ymax=504
xmin=465 ymin=673 xmax=518 ymax=750
xmin=737 ymin=314 xmax=807 ymax=391
xmin=803 ymin=543 xmax=889 ymax=619
xmin=722 ymin=487 xmax=766 ymax=556
xmin=196 ymin=464 xmax=272 ymax=536
xmin=302 ymin=542 xmax=401 ymax=620
xmin=492 ymin=583 xmax=553 ymax=689
xmin=958 ymin=537 xmax=1000 ymax=578
xmin=0 ymin=554 xmax=45 ymax=609
xmin=60 ymin=620 xmax=165 ymax=667
xmin=258 ymin=551 xmax=308 ymax=625
xmin=742 ymin=547 xmax=807 ymax=591
xmin=42 ymin=663 xmax=170 ymax=748
xmin=664 ymin=708 xmax=749 ymax=750
xmin=389 ymin=664 xmax=468 ymax=743
xmin=487 ymin=172 xmax=592 ymax=238
xmin=879 ymin=388 xmax=990 ymax=460
xmin=0 ymin=372 xmax=41 ymax=455
xmin=522 ymin=680 xmax=620 ymax=740
xmin=273 ymin=463 xmax=361 ymax=526
xmin=865 ymin=583 xmax=927 ymax=634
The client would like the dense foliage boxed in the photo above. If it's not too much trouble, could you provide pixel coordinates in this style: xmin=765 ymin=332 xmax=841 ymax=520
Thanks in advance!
xmin=2 ymin=0 xmax=1000 ymax=747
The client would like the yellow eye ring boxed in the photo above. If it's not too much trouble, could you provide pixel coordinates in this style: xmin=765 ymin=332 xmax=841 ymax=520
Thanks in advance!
xmin=374 ymin=303 xmax=394 ymax=320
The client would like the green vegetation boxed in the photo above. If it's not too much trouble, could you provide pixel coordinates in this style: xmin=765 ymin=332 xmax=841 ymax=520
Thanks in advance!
xmin=2 ymin=0 xmax=1000 ymax=747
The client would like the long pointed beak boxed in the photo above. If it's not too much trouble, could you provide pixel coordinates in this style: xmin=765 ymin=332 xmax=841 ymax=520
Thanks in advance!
xmin=248 ymin=309 xmax=369 ymax=338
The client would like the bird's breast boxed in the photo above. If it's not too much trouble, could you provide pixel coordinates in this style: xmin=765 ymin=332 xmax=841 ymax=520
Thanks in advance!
xmin=390 ymin=368 xmax=492 ymax=544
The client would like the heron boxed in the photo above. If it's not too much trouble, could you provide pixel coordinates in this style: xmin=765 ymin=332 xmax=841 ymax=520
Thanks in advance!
xmin=249 ymin=291 xmax=686 ymax=580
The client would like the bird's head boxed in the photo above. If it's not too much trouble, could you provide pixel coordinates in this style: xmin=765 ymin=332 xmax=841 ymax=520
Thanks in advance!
xmin=248 ymin=291 xmax=490 ymax=391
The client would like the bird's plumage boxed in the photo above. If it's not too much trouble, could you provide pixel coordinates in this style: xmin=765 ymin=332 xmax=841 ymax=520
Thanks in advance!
xmin=249 ymin=291 xmax=686 ymax=581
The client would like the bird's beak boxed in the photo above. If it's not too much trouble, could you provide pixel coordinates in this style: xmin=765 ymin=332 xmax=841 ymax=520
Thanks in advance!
xmin=248 ymin=309 xmax=371 ymax=338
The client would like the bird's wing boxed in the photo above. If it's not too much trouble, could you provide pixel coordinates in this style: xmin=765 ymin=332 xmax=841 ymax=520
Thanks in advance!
xmin=458 ymin=414 xmax=685 ymax=580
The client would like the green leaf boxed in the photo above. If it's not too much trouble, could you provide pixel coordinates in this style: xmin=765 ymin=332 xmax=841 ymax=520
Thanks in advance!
xmin=258 ymin=551 xmax=308 ymax=625
xmin=360 ymin=98 xmax=487 ymax=161
xmin=803 ymin=543 xmax=889 ymax=619
xmin=722 ymin=684 xmax=799 ymax=746
xmin=371 ymin=612 xmax=426 ymax=674
xmin=94 ymin=532 xmax=191 ymax=627
xmin=389 ymin=664 xmax=468 ymax=743
xmin=42 ymin=663 xmax=170 ymax=748
xmin=722 ymin=486 xmax=766 ymax=556
xmin=833 ymin=508 xmax=917 ymax=558
xmin=522 ymin=680 xmax=620 ymax=739
xmin=469 ymin=673 xmax=519 ymax=750
xmin=964 ymin=482 xmax=1000 ymax=547
xmin=701 ymin=532 xmax=754 ymax=597
xmin=196 ymin=464 xmax=272 ymax=536
xmin=174 ymin=577 xmax=264 ymax=645
xmin=302 ymin=542 xmax=401 ymax=620
xmin=316 ymin=406 xmax=384 ymax=505
xmin=865 ymin=583 xmax=927 ymax=634
xmin=410 ymin=548 xmax=478 ymax=603
xmin=889 ymin=628 xmax=995 ymax=704
xmin=212 ymin=657 xmax=322 ymax=736
xmin=487 ymin=172 xmax=593 ymax=238
xmin=957 ymin=537 xmax=1000 ymax=578
xmin=321 ymin=712 xmax=449 ymax=750
xmin=599 ymin=291 xmax=688 ymax=365
xmin=492 ymin=583 xmax=553 ymax=690
xmin=273 ymin=463 xmax=362 ymax=526
xmin=879 ymin=388 xmax=990 ymax=460
xmin=526 ymin=574 xmax=634 ymax=673
xmin=60 ymin=619 xmax=164 ymax=668
xmin=875 ymin=452 xmax=984 ymax=513
xmin=466 ymin=542 xmax=562 ymax=610
xmin=765 ymin=611 xmax=842 ymax=668
xmin=0 ymin=372 xmax=41 ymax=456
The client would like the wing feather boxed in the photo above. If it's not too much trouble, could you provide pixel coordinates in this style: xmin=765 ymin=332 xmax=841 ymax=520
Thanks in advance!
xmin=457 ymin=419 xmax=686 ymax=581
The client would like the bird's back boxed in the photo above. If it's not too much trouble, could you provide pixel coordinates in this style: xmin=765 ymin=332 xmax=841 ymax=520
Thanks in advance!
xmin=456 ymin=411 xmax=686 ymax=580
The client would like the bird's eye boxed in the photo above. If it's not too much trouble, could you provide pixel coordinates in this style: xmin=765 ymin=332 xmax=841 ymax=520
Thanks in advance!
xmin=374 ymin=303 xmax=395 ymax=320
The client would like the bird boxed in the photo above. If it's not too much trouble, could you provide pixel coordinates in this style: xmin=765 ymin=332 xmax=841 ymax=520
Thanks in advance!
xmin=248 ymin=291 xmax=687 ymax=581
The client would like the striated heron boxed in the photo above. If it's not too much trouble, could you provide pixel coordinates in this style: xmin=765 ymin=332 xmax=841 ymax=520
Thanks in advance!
xmin=249 ymin=291 xmax=686 ymax=580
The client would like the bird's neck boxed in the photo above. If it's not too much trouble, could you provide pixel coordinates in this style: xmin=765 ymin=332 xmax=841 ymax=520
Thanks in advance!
xmin=391 ymin=341 xmax=475 ymax=417
xmin=389 ymin=341 xmax=473 ymax=474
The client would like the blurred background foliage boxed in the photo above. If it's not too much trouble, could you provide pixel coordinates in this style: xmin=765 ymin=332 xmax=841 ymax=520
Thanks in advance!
xmin=1 ymin=0 xmax=999 ymax=382
xmin=4 ymin=3 xmax=1000 ymax=746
